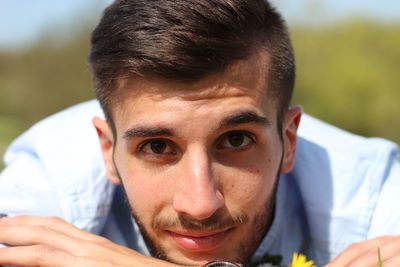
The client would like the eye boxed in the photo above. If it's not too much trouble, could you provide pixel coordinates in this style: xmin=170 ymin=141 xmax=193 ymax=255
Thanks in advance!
xmin=217 ymin=131 xmax=254 ymax=150
xmin=140 ymin=139 xmax=176 ymax=155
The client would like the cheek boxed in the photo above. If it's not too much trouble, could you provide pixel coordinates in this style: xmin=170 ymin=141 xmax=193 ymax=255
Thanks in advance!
xmin=115 ymin=157 xmax=172 ymax=224
xmin=218 ymin=163 xmax=277 ymax=211
xmin=125 ymin=177 xmax=161 ymax=207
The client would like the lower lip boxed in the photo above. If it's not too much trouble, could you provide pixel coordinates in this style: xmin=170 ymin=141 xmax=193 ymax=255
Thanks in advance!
xmin=166 ymin=230 xmax=230 ymax=251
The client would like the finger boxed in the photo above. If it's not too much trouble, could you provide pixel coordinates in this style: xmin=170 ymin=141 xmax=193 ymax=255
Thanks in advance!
xmin=0 ymin=245 xmax=118 ymax=267
xmin=18 ymin=215 xmax=140 ymax=257
xmin=349 ymin=236 xmax=400 ymax=266
xmin=0 ymin=223 xmax=97 ymax=255
xmin=326 ymin=236 xmax=396 ymax=267
xmin=0 ymin=216 xmax=109 ymax=243
xmin=0 ymin=216 xmax=142 ymax=260
xmin=0 ymin=221 xmax=143 ymax=264
xmin=0 ymin=244 xmax=182 ymax=267
xmin=0 ymin=245 xmax=74 ymax=267
xmin=384 ymin=253 xmax=400 ymax=267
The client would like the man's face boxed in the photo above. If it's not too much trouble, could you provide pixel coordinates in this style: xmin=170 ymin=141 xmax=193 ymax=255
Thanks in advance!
xmin=94 ymin=54 xmax=300 ymax=265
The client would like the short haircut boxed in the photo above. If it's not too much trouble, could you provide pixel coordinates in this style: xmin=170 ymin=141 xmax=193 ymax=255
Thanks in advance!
xmin=89 ymin=0 xmax=295 ymax=131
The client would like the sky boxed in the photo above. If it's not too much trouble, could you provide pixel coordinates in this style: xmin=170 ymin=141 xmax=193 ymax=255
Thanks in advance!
xmin=1 ymin=0 xmax=400 ymax=50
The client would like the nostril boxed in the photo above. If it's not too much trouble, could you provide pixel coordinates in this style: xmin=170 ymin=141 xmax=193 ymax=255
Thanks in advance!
xmin=172 ymin=189 xmax=224 ymax=220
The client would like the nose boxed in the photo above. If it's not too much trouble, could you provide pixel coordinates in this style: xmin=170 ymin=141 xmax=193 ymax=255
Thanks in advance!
xmin=172 ymin=147 xmax=224 ymax=220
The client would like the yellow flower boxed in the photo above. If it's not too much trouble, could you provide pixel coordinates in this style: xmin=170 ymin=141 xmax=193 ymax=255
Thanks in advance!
xmin=290 ymin=253 xmax=316 ymax=267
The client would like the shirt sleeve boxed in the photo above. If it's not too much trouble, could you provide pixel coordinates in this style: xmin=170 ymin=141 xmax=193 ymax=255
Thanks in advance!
xmin=368 ymin=158 xmax=400 ymax=237
xmin=0 ymin=100 xmax=114 ymax=234
xmin=0 ymin=146 xmax=63 ymax=217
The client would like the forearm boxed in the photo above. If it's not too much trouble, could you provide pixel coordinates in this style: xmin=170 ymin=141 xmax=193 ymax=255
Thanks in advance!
xmin=0 ymin=216 xmax=194 ymax=267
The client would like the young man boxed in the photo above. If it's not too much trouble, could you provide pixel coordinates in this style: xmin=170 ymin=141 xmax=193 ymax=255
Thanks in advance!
xmin=0 ymin=0 xmax=399 ymax=266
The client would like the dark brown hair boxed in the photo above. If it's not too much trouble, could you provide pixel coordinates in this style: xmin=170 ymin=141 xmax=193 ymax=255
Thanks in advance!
xmin=89 ymin=0 xmax=295 ymax=130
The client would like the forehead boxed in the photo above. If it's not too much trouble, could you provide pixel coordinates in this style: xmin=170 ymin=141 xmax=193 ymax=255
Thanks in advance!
xmin=112 ymin=52 xmax=275 ymax=128
xmin=116 ymin=51 xmax=271 ymax=102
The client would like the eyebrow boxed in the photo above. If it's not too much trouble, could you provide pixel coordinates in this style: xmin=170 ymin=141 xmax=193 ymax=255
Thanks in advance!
xmin=123 ymin=111 xmax=271 ymax=140
xmin=218 ymin=111 xmax=272 ymax=129
xmin=123 ymin=127 xmax=174 ymax=140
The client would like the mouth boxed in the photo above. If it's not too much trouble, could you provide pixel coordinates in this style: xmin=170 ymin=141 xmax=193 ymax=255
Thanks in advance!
xmin=165 ymin=228 xmax=233 ymax=252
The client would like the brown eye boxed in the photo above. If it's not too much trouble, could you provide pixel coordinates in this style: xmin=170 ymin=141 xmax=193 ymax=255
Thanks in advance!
xmin=141 ymin=139 xmax=174 ymax=155
xmin=150 ymin=140 xmax=167 ymax=154
xmin=228 ymin=133 xmax=244 ymax=147
xmin=218 ymin=131 xmax=254 ymax=149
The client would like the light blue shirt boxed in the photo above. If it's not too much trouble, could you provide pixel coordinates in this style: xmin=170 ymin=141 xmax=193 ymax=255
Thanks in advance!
xmin=0 ymin=100 xmax=399 ymax=266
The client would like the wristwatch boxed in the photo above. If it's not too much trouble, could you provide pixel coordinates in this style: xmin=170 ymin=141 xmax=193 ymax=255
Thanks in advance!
xmin=203 ymin=261 xmax=243 ymax=267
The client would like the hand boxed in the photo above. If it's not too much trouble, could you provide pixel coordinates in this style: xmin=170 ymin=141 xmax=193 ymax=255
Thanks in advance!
xmin=0 ymin=216 xmax=185 ymax=267
xmin=325 ymin=236 xmax=400 ymax=267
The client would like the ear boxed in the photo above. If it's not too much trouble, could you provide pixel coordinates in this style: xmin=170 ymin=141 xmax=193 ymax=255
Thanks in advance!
xmin=280 ymin=106 xmax=302 ymax=174
xmin=92 ymin=116 xmax=121 ymax=185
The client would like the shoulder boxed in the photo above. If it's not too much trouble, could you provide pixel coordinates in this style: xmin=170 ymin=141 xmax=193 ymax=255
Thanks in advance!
xmin=295 ymin=114 xmax=397 ymax=191
xmin=5 ymin=100 xmax=104 ymax=169
xmin=1 ymin=100 xmax=114 ymax=233
xmin=296 ymin=114 xmax=398 ymax=194
xmin=291 ymin=114 xmax=399 ymax=263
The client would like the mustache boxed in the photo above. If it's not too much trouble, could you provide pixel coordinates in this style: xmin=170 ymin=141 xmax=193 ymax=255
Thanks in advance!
xmin=152 ymin=211 xmax=248 ymax=232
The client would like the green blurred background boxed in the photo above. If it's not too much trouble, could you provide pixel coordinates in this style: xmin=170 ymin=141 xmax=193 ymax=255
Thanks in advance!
xmin=1 ymin=1 xmax=399 ymax=169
